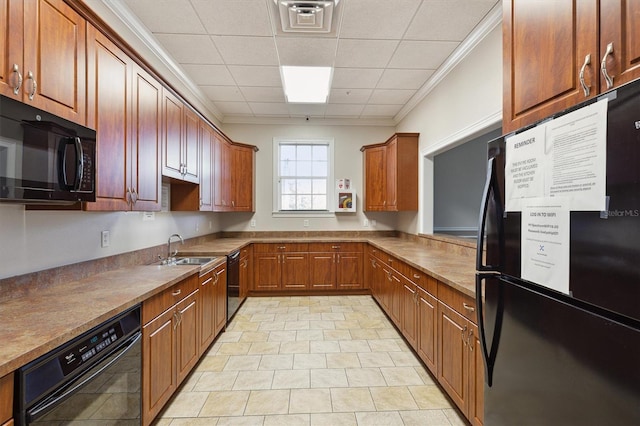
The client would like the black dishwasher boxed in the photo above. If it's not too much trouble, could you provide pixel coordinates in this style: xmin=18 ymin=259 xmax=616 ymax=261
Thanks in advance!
xmin=15 ymin=305 xmax=141 ymax=425
xmin=227 ymin=250 xmax=242 ymax=321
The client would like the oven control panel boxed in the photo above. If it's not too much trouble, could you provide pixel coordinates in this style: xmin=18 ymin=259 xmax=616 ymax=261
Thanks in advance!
xmin=59 ymin=322 xmax=125 ymax=376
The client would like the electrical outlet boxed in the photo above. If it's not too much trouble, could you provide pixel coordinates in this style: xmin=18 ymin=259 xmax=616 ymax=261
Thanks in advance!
xmin=303 ymin=219 xmax=309 ymax=227
xmin=250 ymin=219 xmax=256 ymax=227
xmin=101 ymin=230 xmax=110 ymax=248
xmin=363 ymin=219 xmax=369 ymax=227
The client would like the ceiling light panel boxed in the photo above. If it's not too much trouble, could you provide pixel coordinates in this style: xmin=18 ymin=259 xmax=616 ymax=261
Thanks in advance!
xmin=281 ymin=66 xmax=333 ymax=103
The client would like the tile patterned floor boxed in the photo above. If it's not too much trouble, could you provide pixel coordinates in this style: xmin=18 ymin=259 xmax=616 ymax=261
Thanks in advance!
xmin=154 ymin=295 xmax=467 ymax=426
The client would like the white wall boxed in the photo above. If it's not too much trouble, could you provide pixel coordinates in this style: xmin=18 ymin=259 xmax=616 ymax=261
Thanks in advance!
xmin=396 ymin=24 xmax=503 ymax=235
xmin=220 ymin=122 xmax=397 ymax=232
xmin=0 ymin=204 xmax=222 ymax=279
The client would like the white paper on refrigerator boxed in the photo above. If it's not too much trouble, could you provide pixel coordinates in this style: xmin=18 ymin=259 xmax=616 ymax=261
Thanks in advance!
xmin=505 ymin=125 xmax=547 ymax=211
xmin=521 ymin=198 xmax=570 ymax=294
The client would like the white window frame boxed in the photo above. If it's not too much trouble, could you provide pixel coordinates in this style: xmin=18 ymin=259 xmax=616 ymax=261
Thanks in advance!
xmin=272 ymin=137 xmax=335 ymax=216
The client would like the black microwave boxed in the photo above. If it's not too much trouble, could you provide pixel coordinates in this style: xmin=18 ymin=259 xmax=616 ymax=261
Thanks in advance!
xmin=0 ymin=95 xmax=96 ymax=203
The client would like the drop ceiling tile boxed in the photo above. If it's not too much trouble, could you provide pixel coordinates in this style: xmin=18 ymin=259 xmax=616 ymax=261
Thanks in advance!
xmin=153 ymin=34 xmax=223 ymax=64
xmin=325 ymin=103 xmax=365 ymax=117
xmin=249 ymin=102 xmax=290 ymax=116
xmin=190 ymin=0 xmax=273 ymax=36
xmin=405 ymin=1 xmax=498 ymax=41
xmin=340 ymin=0 xmax=422 ymax=39
xmin=287 ymin=104 xmax=327 ymax=117
xmin=240 ymin=87 xmax=286 ymax=103
xmin=376 ymin=69 xmax=432 ymax=90
xmin=275 ymin=37 xmax=338 ymax=67
xmin=215 ymin=101 xmax=253 ymax=115
xmin=181 ymin=64 xmax=235 ymax=85
xmin=368 ymin=89 xmax=415 ymax=105
xmin=361 ymin=104 xmax=403 ymax=117
xmin=201 ymin=86 xmax=245 ymax=102
xmin=228 ymin=66 xmax=282 ymax=87
xmin=388 ymin=40 xmax=459 ymax=69
xmin=329 ymin=88 xmax=372 ymax=104
xmin=122 ymin=0 xmax=206 ymax=34
xmin=332 ymin=68 xmax=383 ymax=89
xmin=335 ymin=39 xmax=399 ymax=68
xmin=212 ymin=36 xmax=279 ymax=66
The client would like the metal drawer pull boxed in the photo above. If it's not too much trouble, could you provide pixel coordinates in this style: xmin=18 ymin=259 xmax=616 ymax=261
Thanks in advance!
xmin=463 ymin=302 xmax=475 ymax=312
xmin=413 ymin=274 xmax=420 ymax=279
xmin=579 ymin=53 xmax=591 ymax=96
xmin=11 ymin=64 xmax=22 ymax=95
xmin=27 ymin=71 xmax=37 ymax=100
xmin=601 ymin=42 xmax=614 ymax=89
xmin=172 ymin=289 xmax=182 ymax=296
xmin=332 ymin=245 xmax=340 ymax=249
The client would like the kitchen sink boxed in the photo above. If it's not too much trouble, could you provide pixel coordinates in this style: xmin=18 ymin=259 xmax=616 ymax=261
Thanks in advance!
xmin=157 ymin=256 xmax=217 ymax=266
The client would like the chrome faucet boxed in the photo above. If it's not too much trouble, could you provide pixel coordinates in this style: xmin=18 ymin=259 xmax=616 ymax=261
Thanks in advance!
xmin=167 ymin=233 xmax=184 ymax=261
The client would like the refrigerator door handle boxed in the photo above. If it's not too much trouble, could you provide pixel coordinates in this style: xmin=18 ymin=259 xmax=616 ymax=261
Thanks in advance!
xmin=476 ymin=156 xmax=504 ymax=271
xmin=476 ymin=273 xmax=504 ymax=387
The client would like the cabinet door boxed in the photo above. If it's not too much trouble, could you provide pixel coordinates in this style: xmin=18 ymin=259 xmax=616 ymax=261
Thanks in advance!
xmin=239 ymin=255 xmax=251 ymax=299
xmin=385 ymin=138 xmax=397 ymax=210
xmin=417 ymin=286 xmax=438 ymax=374
xmin=199 ymin=122 xmax=213 ymax=211
xmin=183 ymin=107 xmax=199 ymax=183
xmin=213 ymin=133 xmax=231 ymax=211
xmin=231 ymin=145 xmax=254 ymax=211
xmin=162 ymin=90 xmax=183 ymax=180
xmin=0 ymin=373 xmax=12 ymax=425
xmin=389 ymin=271 xmax=402 ymax=327
xmin=199 ymin=272 xmax=215 ymax=355
xmin=176 ymin=290 xmax=199 ymax=385
xmin=142 ymin=307 xmax=176 ymax=426
xmin=363 ymin=146 xmax=386 ymax=211
xmin=85 ymin=25 xmax=132 ymax=211
xmin=0 ymin=0 xmax=23 ymax=99
xmin=282 ymin=253 xmax=310 ymax=290
xmin=437 ymin=301 xmax=469 ymax=414
xmin=310 ymin=253 xmax=336 ymax=290
xmin=214 ymin=265 xmax=227 ymax=335
xmin=336 ymin=252 xmax=363 ymax=289
xmin=131 ymin=65 xmax=161 ymax=211
xmin=600 ymin=1 xmax=640 ymax=89
xmin=253 ymin=253 xmax=281 ymax=291
xmin=23 ymin=0 xmax=86 ymax=124
xmin=401 ymin=280 xmax=418 ymax=350
xmin=503 ymin=0 xmax=598 ymax=133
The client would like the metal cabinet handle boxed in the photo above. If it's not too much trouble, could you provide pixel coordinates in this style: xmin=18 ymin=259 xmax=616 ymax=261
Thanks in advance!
xmin=278 ymin=246 xmax=286 ymax=250
xmin=467 ymin=330 xmax=474 ymax=351
xmin=11 ymin=64 xmax=22 ymax=95
xmin=232 ymin=200 xmax=235 ymax=207
xmin=462 ymin=324 xmax=468 ymax=341
xmin=26 ymin=70 xmax=37 ymax=100
xmin=337 ymin=254 xmax=340 ymax=263
xmin=601 ymin=42 xmax=614 ymax=89
xmin=172 ymin=289 xmax=182 ymax=297
xmin=213 ymin=273 xmax=218 ymax=284
xmin=131 ymin=188 xmax=138 ymax=205
xmin=332 ymin=245 xmax=340 ymax=249
xmin=413 ymin=274 xmax=420 ymax=280
xmin=463 ymin=303 xmax=475 ymax=312
xmin=126 ymin=187 xmax=132 ymax=206
xmin=579 ymin=53 xmax=591 ymax=97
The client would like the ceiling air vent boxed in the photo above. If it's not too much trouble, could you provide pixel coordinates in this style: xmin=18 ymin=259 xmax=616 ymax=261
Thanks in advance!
xmin=274 ymin=0 xmax=340 ymax=33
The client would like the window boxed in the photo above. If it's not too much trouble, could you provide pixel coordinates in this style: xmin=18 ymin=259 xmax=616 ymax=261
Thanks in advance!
xmin=274 ymin=138 xmax=334 ymax=213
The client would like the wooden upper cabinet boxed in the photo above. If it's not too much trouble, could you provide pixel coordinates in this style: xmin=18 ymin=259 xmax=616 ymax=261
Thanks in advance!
xmin=85 ymin=26 xmax=161 ymax=212
xmin=85 ymin=25 xmax=132 ymax=211
xmin=1 ymin=0 xmax=85 ymax=124
xmin=361 ymin=133 xmax=418 ymax=212
xmin=162 ymin=97 xmax=199 ymax=184
xmin=599 ymin=1 xmax=640 ymax=89
xmin=182 ymin=107 xmax=200 ymax=184
xmin=503 ymin=0 xmax=640 ymax=133
xmin=199 ymin=121 xmax=214 ymax=211
xmin=231 ymin=144 xmax=255 ymax=212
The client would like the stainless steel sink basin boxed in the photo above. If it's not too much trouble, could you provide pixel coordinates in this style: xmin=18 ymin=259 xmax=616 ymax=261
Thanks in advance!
xmin=157 ymin=256 xmax=217 ymax=266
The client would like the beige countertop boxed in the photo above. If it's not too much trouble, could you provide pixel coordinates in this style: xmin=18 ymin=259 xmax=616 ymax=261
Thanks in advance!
xmin=0 ymin=235 xmax=476 ymax=378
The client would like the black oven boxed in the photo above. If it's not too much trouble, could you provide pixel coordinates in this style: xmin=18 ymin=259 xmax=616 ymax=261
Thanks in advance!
xmin=15 ymin=306 xmax=141 ymax=425
xmin=0 ymin=94 xmax=96 ymax=204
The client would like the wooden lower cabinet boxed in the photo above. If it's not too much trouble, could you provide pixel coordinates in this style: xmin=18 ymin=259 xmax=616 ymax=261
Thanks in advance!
xmin=0 ymin=373 xmax=13 ymax=426
xmin=214 ymin=264 xmax=227 ymax=335
xmin=142 ymin=274 xmax=200 ymax=426
xmin=239 ymin=246 xmax=252 ymax=299
xmin=309 ymin=243 xmax=364 ymax=291
xmin=282 ymin=253 xmax=310 ymax=290
xmin=401 ymin=276 xmax=418 ymax=350
xmin=417 ymin=284 xmax=438 ymax=374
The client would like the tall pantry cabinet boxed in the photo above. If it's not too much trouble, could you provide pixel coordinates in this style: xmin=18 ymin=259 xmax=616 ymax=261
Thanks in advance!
xmin=503 ymin=0 xmax=640 ymax=133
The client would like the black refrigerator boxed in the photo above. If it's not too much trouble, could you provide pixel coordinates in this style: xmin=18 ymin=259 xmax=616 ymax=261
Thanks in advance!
xmin=476 ymin=78 xmax=640 ymax=425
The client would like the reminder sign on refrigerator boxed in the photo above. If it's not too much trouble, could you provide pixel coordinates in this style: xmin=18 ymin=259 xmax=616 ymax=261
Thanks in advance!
xmin=505 ymin=98 xmax=608 ymax=212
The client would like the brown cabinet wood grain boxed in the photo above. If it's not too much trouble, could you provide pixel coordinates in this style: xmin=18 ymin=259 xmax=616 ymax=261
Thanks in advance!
xmin=503 ymin=0 xmax=640 ymax=133
xmin=309 ymin=243 xmax=364 ymax=291
xmin=0 ymin=0 xmax=24 ymax=100
xmin=417 ymin=283 xmax=438 ymax=374
xmin=239 ymin=246 xmax=252 ymax=299
xmin=361 ymin=133 xmax=418 ymax=212
xmin=142 ymin=274 xmax=199 ymax=426
xmin=0 ymin=373 xmax=12 ymax=425
xmin=231 ymin=144 xmax=255 ymax=211
xmin=162 ymin=90 xmax=199 ymax=183
xmin=85 ymin=27 xmax=161 ymax=212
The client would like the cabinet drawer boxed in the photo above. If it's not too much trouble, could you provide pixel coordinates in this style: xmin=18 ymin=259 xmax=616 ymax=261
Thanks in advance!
xmin=438 ymin=281 xmax=477 ymax=323
xmin=0 ymin=373 xmax=12 ymax=424
xmin=308 ymin=242 xmax=363 ymax=252
xmin=239 ymin=245 xmax=252 ymax=259
xmin=402 ymin=264 xmax=437 ymax=296
xmin=143 ymin=274 xmax=199 ymax=324
xmin=253 ymin=243 xmax=308 ymax=253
